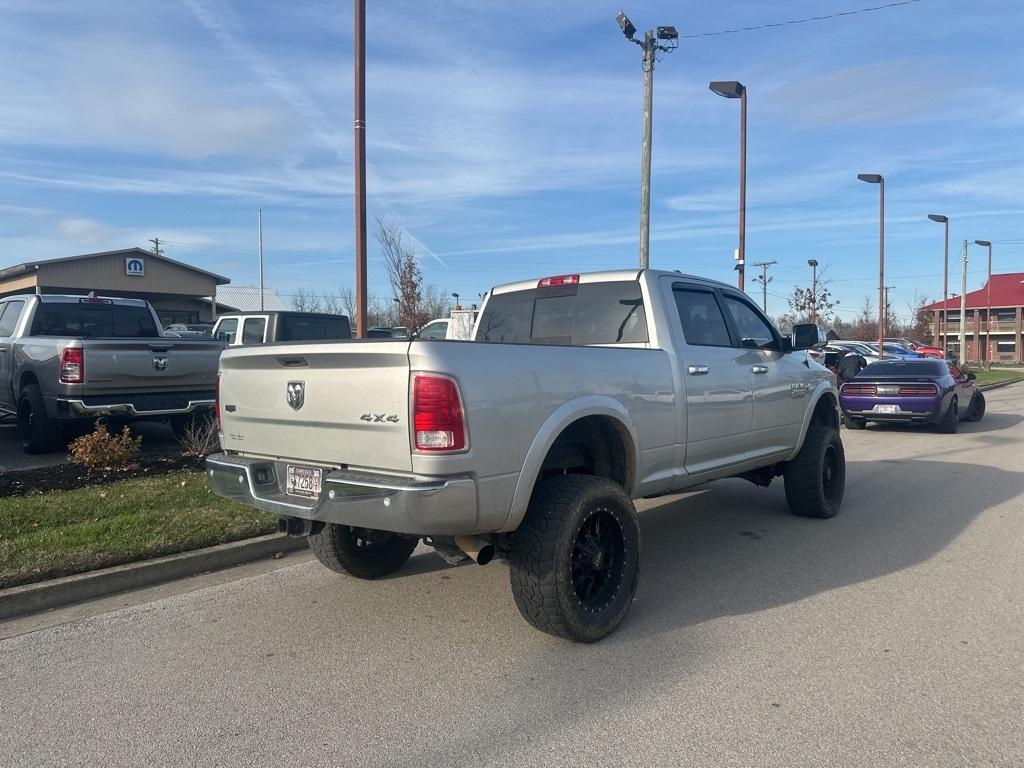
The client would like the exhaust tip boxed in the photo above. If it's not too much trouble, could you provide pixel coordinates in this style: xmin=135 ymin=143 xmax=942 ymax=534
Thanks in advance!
xmin=476 ymin=545 xmax=495 ymax=566
xmin=454 ymin=535 xmax=495 ymax=566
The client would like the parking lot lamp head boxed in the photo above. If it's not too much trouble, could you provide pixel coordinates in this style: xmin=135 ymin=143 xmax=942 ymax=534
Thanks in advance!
xmin=709 ymin=81 xmax=745 ymax=99
xmin=616 ymin=12 xmax=637 ymax=39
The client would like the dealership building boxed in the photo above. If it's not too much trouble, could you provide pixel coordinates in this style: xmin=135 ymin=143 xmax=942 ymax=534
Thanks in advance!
xmin=0 ymin=247 xmax=230 ymax=326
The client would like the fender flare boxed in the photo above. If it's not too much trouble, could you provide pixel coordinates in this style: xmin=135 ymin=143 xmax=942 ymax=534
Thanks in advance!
xmin=788 ymin=382 xmax=840 ymax=461
xmin=499 ymin=395 xmax=641 ymax=532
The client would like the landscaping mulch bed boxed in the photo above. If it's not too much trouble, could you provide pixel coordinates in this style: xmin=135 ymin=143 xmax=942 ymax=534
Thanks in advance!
xmin=0 ymin=454 xmax=208 ymax=497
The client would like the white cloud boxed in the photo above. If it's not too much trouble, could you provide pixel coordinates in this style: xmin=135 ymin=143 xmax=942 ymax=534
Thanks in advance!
xmin=57 ymin=216 xmax=114 ymax=245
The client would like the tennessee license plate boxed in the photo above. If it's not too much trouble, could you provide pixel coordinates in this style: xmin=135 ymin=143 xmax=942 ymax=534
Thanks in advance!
xmin=875 ymin=404 xmax=899 ymax=414
xmin=286 ymin=465 xmax=323 ymax=498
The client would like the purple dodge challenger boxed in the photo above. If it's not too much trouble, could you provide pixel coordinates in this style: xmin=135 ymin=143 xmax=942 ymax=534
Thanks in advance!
xmin=839 ymin=359 xmax=984 ymax=433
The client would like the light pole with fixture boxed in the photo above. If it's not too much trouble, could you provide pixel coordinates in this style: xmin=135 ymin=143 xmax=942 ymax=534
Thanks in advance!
xmin=857 ymin=173 xmax=885 ymax=351
xmin=710 ymin=80 xmax=747 ymax=291
xmin=975 ymin=239 xmax=992 ymax=363
xmin=452 ymin=292 xmax=461 ymax=310
xmin=927 ymin=214 xmax=949 ymax=353
xmin=807 ymin=258 xmax=819 ymax=324
xmin=616 ymin=11 xmax=678 ymax=270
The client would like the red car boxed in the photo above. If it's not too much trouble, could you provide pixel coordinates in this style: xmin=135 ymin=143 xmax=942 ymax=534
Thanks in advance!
xmin=884 ymin=337 xmax=944 ymax=358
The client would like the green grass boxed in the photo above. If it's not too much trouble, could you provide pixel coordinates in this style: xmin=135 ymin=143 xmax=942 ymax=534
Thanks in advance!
xmin=968 ymin=367 xmax=1024 ymax=388
xmin=0 ymin=472 xmax=276 ymax=590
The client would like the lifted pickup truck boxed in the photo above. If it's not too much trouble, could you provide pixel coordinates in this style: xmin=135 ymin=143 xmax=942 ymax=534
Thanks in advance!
xmin=208 ymin=269 xmax=845 ymax=641
xmin=0 ymin=295 xmax=223 ymax=453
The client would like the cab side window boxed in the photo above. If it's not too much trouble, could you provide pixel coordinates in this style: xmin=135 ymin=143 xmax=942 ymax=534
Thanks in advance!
xmin=722 ymin=295 xmax=776 ymax=349
xmin=242 ymin=317 xmax=267 ymax=344
xmin=0 ymin=300 xmax=26 ymax=337
xmin=216 ymin=318 xmax=239 ymax=344
xmin=671 ymin=287 xmax=732 ymax=347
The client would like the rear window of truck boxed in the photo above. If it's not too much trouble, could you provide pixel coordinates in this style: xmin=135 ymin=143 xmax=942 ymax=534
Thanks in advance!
xmin=278 ymin=315 xmax=351 ymax=341
xmin=475 ymin=281 xmax=648 ymax=345
xmin=30 ymin=303 xmax=160 ymax=338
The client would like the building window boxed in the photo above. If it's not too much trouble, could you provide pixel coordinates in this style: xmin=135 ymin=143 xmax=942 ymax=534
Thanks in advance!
xmin=996 ymin=341 xmax=1016 ymax=353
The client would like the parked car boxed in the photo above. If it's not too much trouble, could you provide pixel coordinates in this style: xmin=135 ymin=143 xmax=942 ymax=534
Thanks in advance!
xmin=0 ymin=295 xmax=224 ymax=453
xmin=839 ymin=359 xmax=983 ymax=432
xmin=883 ymin=337 xmax=944 ymax=358
xmin=863 ymin=342 xmax=922 ymax=359
xmin=164 ymin=323 xmax=211 ymax=338
xmin=212 ymin=311 xmax=351 ymax=346
xmin=207 ymin=269 xmax=845 ymax=642
xmin=366 ymin=326 xmax=410 ymax=339
xmin=416 ymin=318 xmax=449 ymax=339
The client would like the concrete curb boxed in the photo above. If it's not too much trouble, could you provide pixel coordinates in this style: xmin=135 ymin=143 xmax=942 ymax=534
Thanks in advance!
xmin=979 ymin=378 xmax=1024 ymax=392
xmin=0 ymin=533 xmax=308 ymax=622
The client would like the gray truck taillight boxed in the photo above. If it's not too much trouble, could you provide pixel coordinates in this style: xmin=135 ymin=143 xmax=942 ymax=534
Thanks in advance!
xmin=412 ymin=374 xmax=466 ymax=451
xmin=59 ymin=347 xmax=84 ymax=384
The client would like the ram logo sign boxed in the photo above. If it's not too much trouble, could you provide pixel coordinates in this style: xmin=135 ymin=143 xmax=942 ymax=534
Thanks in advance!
xmin=125 ymin=257 xmax=145 ymax=277
xmin=286 ymin=381 xmax=305 ymax=411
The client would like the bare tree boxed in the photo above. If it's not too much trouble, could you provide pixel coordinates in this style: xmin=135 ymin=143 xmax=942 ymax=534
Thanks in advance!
xmin=291 ymin=287 xmax=322 ymax=312
xmin=788 ymin=282 xmax=838 ymax=325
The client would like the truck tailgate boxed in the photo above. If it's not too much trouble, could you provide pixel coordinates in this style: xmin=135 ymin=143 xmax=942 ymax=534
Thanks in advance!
xmin=218 ymin=341 xmax=413 ymax=472
xmin=83 ymin=339 xmax=220 ymax=394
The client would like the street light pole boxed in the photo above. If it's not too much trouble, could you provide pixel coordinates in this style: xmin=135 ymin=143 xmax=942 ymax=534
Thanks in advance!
xmin=709 ymin=81 xmax=747 ymax=290
xmin=959 ymin=240 xmax=968 ymax=363
xmin=975 ymin=239 xmax=992 ymax=363
xmin=807 ymin=258 xmax=819 ymax=325
xmin=927 ymin=214 xmax=949 ymax=353
xmin=858 ymin=173 xmax=885 ymax=351
xmin=617 ymin=13 xmax=678 ymax=270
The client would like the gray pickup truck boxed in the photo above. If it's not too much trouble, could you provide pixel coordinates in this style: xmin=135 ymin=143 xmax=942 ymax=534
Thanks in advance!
xmin=208 ymin=269 xmax=845 ymax=641
xmin=0 ymin=294 xmax=223 ymax=453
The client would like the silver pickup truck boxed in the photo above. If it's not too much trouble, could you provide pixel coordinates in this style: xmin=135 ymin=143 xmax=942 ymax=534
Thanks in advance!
xmin=208 ymin=269 xmax=845 ymax=641
xmin=0 ymin=294 xmax=223 ymax=453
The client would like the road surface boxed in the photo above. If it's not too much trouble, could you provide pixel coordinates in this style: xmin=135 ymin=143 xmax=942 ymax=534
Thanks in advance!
xmin=2 ymin=385 xmax=1022 ymax=767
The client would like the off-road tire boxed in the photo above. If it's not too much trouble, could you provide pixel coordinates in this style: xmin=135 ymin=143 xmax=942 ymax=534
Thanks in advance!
xmin=843 ymin=414 xmax=866 ymax=430
xmin=938 ymin=397 xmax=959 ymax=434
xmin=509 ymin=475 xmax=641 ymax=643
xmin=962 ymin=392 xmax=985 ymax=423
xmin=17 ymin=384 xmax=63 ymax=454
xmin=784 ymin=426 xmax=845 ymax=519
xmin=309 ymin=524 xmax=418 ymax=579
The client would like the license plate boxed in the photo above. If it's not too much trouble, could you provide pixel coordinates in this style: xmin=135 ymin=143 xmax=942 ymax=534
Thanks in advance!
xmin=286 ymin=465 xmax=323 ymax=498
xmin=875 ymin=404 xmax=899 ymax=414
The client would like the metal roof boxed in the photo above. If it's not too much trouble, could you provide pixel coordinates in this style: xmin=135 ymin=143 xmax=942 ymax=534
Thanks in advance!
xmin=0 ymin=247 xmax=230 ymax=284
xmin=920 ymin=272 xmax=1024 ymax=311
xmin=215 ymin=286 xmax=288 ymax=312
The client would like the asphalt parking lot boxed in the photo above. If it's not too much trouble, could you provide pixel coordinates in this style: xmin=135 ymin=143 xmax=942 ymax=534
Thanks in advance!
xmin=1 ymin=385 xmax=1022 ymax=767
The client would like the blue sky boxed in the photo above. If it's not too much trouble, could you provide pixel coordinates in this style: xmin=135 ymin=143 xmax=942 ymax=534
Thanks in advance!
xmin=2 ymin=0 xmax=1022 ymax=322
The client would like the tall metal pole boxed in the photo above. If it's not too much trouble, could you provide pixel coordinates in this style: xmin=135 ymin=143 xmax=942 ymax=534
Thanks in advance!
xmin=810 ymin=262 xmax=818 ymax=325
xmin=959 ymin=241 xmax=968 ymax=363
xmin=942 ymin=219 xmax=948 ymax=353
xmin=639 ymin=32 xmax=654 ymax=270
xmin=737 ymin=87 xmax=747 ymax=291
xmin=878 ymin=179 xmax=885 ymax=351
xmin=353 ymin=0 xmax=368 ymax=338
xmin=986 ymin=242 xmax=992 ymax=363
xmin=258 ymin=208 xmax=264 ymax=312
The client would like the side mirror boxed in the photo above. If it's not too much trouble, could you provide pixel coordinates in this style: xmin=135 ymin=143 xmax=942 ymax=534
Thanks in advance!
xmin=966 ymin=371 xmax=977 ymax=381
xmin=792 ymin=323 xmax=826 ymax=351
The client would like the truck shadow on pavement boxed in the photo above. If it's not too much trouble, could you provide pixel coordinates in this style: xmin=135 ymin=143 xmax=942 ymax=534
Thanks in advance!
xmin=863 ymin=412 xmax=1023 ymax=433
xmin=618 ymin=457 xmax=1019 ymax=639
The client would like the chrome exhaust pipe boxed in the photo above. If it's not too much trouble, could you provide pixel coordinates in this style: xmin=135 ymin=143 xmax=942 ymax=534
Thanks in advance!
xmin=455 ymin=535 xmax=495 ymax=566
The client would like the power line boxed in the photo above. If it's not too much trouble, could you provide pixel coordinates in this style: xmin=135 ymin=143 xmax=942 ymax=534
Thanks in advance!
xmin=681 ymin=0 xmax=921 ymax=38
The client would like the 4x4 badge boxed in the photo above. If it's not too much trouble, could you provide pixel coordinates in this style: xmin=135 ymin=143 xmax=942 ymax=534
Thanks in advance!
xmin=360 ymin=413 xmax=399 ymax=423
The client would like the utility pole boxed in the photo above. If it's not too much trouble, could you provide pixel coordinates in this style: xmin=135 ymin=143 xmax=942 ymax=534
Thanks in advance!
xmin=752 ymin=260 xmax=775 ymax=312
xmin=148 ymin=238 xmax=162 ymax=257
xmin=959 ymin=240 xmax=968 ymax=363
xmin=616 ymin=13 xmax=678 ymax=270
xmin=258 ymin=209 xmax=265 ymax=312
xmin=353 ymin=0 xmax=368 ymax=337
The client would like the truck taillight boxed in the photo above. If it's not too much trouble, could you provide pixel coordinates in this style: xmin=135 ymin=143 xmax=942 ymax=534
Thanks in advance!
xmin=537 ymin=274 xmax=579 ymax=288
xmin=59 ymin=347 xmax=84 ymax=384
xmin=215 ymin=375 xmax=222 ymax=433
xmin=413 ymin=374 xmax=466 ymax=452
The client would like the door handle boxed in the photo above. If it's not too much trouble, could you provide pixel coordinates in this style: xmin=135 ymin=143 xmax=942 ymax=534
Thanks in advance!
xmin=751 ymin=365 xmax=769 ymax=374
xmin=687 ymin=365 xmax=710 ymax=376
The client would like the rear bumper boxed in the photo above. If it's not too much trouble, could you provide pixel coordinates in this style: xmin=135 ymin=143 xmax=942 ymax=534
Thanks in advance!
xmin=840 ymin=395 xmax=941 ymax=423
xmin=54 ymin=393 xmax=214 ymax=420
xmin=206 ymin=453 xmax=479 ymax=536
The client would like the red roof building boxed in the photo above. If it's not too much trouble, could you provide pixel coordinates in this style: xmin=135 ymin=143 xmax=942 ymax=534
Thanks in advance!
xmin=920 ymin=272 xmax=1024 ymax=363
